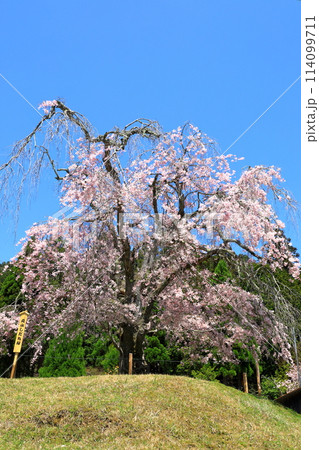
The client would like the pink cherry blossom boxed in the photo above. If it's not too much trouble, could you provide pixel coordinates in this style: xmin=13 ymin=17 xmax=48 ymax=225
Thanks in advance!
xmin=2 ymin=113 xmax=300 ymax=372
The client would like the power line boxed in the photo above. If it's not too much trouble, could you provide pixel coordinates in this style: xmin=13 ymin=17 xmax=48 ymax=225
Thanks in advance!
xmin=223 ymin=75 xmax=301 ymax=154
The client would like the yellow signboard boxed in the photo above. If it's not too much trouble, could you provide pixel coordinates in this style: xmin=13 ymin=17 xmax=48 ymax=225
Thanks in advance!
xmin=13 ymin=311 xmax=29 ymax=353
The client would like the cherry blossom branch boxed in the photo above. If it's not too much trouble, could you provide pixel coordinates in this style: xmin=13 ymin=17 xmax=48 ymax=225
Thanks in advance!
xmin=143 ymin=248 xmax=235 ymax=323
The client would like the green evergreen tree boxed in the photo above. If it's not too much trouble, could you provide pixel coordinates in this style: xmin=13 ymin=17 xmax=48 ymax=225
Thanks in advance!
xmin=101 ymin=344 xmax=120 ymax=373
xmin=213 ymin=259 xmax=232 ymax=283
xmin=0 ymin=264 xmax=23 ymax=308
xmin=38 ymin=330 xmax=86 ymax=377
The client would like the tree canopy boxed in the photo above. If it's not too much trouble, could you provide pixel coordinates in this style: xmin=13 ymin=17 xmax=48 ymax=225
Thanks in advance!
xmin=0 ymin=101 xmax=300 ymax=373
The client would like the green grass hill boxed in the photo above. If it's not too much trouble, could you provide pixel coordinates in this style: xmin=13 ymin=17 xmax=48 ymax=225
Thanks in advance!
xmin=0 ymin=374 xmax=300 ymax=449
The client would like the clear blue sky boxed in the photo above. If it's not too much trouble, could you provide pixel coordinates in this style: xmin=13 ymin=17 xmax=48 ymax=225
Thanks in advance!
xmin=0 ymin=0 xmax=301 ymax=262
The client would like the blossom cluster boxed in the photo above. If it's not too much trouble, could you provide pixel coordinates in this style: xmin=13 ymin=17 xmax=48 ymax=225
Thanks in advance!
xmin=38 ymin=100 xmax=58 ymax=114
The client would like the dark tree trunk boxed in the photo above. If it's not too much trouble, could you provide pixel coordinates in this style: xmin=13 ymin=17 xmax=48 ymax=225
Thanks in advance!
xmin=118 ymin=324 xmax=146 ymax=374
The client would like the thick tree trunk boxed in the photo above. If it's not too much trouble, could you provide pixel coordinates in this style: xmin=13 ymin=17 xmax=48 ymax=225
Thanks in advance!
xmin=118 ymin=324 xmax=146 ymax=374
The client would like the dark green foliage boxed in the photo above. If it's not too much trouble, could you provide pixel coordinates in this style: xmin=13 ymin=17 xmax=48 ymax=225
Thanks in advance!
xmin=259 ymin=362 xmax=292 ymax=399
xmin=82 ymin=329 xmax=119 ymax=373
xmin=145 ymin=332 xmax=264 ymax=392
xmin=199 ymin=258 xmax=233 ymax=285
xmin=260 ymin=377 xmax=283 ymax=400
xmin=144 ymin=335 xmax=170 ymax=373
xmin=222 ymin=242 xmax=301 ymax=316
xmin=0 ymin=264 xmax=23 ymax=308
xmin=274 ymin=361 xmax=291 ymax=381
xmin=216 ymin=364 xmax=237 ymax=379
xmin=0 ymin=353 xmax=14 ymax=378
xmin=191 ymin=364 xmax=219 ymax=381
xmin=38 ymin=330 xmax=86 ymax=377
xmin=211 ymin=259 xmax=232 ymax=284
xmin=176 ymin=358 xmax=237 ymax=384
xmin=0 ymin=351 xmax=39 ymax=378
xmin=100 ymin=344 xmax=120 ymax=373
xmin=145 ymin=331 xmax=183 ymax=374
xmin=272 ymin=268 xmax=301 ymax=310
xmin=200 ymin=250 xmax=301 ymax=315
xmin=232 ymin=343 xmax=255 ymax=377
xmin=0 ymin=262 xmax=7 ymax=282
xmin=262 ymin=266 xmax=299 ymax=313
xmin=83 ymin=331 xmax=111 ymax=368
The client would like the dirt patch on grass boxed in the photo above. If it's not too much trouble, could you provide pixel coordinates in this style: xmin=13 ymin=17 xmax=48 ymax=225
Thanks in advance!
xmin=31 ymin=407 xmax=122 ymax=430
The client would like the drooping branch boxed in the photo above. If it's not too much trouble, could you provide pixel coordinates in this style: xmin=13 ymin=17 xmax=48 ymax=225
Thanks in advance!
xmin=54 ymin=100 xmax=93 ymax=142
xmin=219 ymin=235 xmax=262 ymax=260
xmin=226 ymin=255 xmax=301 ymax=343
xmin=143 ymin=247 xmax=235 ymax=323
xmin=0 ymin=107 xmax=56 ymax=173
xmin=93 ymin=118 xmax=162 ymax=148
xmin=0 ymin=100 xmax=162 ymax=218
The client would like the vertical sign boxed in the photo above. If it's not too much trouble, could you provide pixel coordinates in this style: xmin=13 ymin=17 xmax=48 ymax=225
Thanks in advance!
xmin=10 ymin=311 xmax=29 ymax=379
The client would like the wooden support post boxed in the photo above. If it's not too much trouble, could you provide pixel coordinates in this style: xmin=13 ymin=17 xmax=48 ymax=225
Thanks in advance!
xmin=10 ymin=353 xmax=19 ymax=379
xmin=128 ymin=353 xmax=133 ymax=375
xmin=242 ymin=372 xmax=248 ymax=393
xmin=255 ymin=359 xmax=262 ymax=395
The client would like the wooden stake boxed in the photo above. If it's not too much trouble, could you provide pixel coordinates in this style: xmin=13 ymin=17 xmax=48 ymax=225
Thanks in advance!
xmin=255 ymin=359 xmax=262 ymax=395
xmin=242 ymin=372 xmax=248 ymax=393
xmin=10 ymin=353 xmax=19 ymax=379
xmin=128 ymin=353 xmax=133 ymax=375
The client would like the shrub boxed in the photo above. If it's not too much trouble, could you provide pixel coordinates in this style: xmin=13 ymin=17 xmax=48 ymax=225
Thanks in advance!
xmin=260 ymin=377 xmax=283 ymax=400
xmin=101 ymin=344 xmax=119 ymax=374
xmin=38 ymin=330 xmax=86 ymax=377
xmin=83 ymin=331 xmax=111 ymax=368
xmin=191 ymin=364 xmax=219 ymax=381
xmin=144 ymin=335 xmax=170 ymax=373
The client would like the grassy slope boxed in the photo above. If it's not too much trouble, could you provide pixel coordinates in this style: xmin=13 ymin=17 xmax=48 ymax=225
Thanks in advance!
xmin=0 ymin=375 xmax=300 ymax=449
